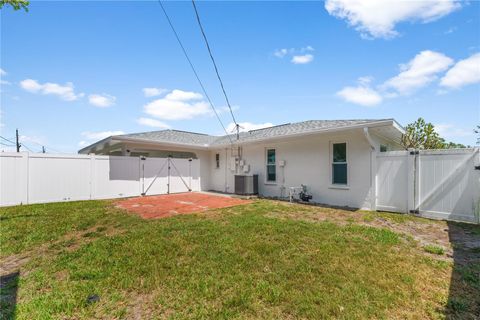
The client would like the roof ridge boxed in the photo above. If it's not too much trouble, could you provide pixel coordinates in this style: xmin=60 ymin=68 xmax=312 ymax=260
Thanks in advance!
xmin=247 ymin=122 xmax=291 ymax=133
xmin=170 ymin=129 xmax=213 ymax=136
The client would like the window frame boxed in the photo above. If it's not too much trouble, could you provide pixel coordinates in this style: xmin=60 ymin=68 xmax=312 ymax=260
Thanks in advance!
xmin=330 ymin=141 xmax=348 ymax=186
xmin=265 ymin=148 xmax=277 ymax=184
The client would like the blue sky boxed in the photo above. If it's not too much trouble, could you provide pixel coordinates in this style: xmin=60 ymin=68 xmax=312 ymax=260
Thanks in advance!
xmin=1 ymin=0 xmax=479 ymax=152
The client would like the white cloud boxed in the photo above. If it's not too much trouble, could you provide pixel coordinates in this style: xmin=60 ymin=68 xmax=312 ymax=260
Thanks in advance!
xmin=382 ymin=50 xmax=453 ymax=94
xmin=143 ymin=87 xmax=167 ymax=97
xmin=274 ymin=47 xmax=315 ymax=64
xmin=325 ymin=0 xmax=461 ymax=39
xmin=79 ymin=130 xmax=125 ymax=147
xmin=226 ymin=122 xmax=274 ymax=133
xmin=435 ymin=123 xmax=473 ymax=140
xmin=444 ymin=26 xmax=457 ymax=35
xmin=164 ymin=89 xmax=203 ymax=101
xmin=137 ymin=117 xmax=171 ymax=129
xmin=337 ymin=84 xmax=383 ymax=107
xmin=302 ymin=46 xmax=315 ymax=52
xmin=274 ymin=48 xmax=289 ymax=58
xmin=440 ymin=53 xmax=480 ymax=89
xmin=291 ymin=54 xmax=314 ymax=64
xmin=358 ymin=76 xmax=373 ymax=85
xmin=88 ymin=94 xmax=116 ymax=107
xmin=19 ymin=135 xmax=45 ymax=145
xmin=0 ymin=68 xmax=6 ymax=76
xmin=143 ymin=89 xmax=212 ymax=120
xmin=20 ymin=79 xmax=84 ymax=101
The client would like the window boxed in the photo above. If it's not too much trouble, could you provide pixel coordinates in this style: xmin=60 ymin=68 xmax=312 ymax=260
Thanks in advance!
xmin=332 ymin=143 xmax=347 ymax=185
xmin=215 ymin=153 xmax=220 ymax=168
xmin=380 ymin=144 xmax=387 ymax=152
xmin=266 ymin=149 xmax=276 ymax=182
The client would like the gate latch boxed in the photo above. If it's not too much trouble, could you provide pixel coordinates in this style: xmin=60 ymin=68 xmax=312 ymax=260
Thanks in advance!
xmin=475 ymin=165 xmax=480 ymax=170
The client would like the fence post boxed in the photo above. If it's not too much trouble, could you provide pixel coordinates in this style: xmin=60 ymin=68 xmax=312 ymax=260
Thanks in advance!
xmin=89 ymin=154 xmax=95 ymax=200
xmin=140 ymin=156 xmax=146 ymax=196
xmin=167 ymin=157 xmax=171 ymax=194
xmin=476 ymin=149 xmax=480 ymax=224
xmin=407 ymin=149 xmax=416 ymax=214
xmin=22 ymin=152 xmax=29 ymax=205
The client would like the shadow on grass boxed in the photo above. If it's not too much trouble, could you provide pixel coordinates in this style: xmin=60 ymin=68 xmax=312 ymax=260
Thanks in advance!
xmin=0 ymin=271 xmax=19 ymax=320
xmin=446 ymin=221 xmax=480 ymax=319
xmin=0 ymin=214 xmax=47 ymax=221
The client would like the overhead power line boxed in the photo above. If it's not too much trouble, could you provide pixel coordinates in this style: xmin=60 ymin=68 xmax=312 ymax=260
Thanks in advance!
xmin=20 ymin=143 xmax=34 ymax=152
xmin=0 ymin=136 xmax=16 ymax=145
xmin=191 ymin=0 xmax=238 ymax=129
xmin=157 ymin=0 xmax=233 ymax=145
xmin=26 ymin=139 xmax=62 ymax=153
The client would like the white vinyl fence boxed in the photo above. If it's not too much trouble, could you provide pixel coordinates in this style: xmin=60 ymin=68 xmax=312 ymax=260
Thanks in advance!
xmin=0 ymin=152 xmax=200 ymax=207
xmin=376 ymin=148 xmax=480 ymax=224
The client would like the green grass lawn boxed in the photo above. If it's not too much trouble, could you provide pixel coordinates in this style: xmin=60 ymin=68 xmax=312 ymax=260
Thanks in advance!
xmin=0 ymin=199 xmax=478 ymax=319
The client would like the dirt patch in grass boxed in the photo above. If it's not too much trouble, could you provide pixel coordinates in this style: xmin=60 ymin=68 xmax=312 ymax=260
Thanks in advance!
xmin=114 ymin=193 xmax=252 ymax=219
xmin=0 ymin=224 xmax=124 ymax=278
xmin=261 ymin=200 xmax=477 ymax=259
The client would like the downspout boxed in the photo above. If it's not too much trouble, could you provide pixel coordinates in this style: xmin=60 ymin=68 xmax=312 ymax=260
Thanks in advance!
xmin=363 ymin=127 xmax=377 ymax=211
xmin=224 ymin=148 xmax=228 ymax=193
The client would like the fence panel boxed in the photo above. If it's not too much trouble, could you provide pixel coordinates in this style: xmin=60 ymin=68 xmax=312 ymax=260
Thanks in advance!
xmin=376 ymin=148 xmax=480 ymax=224
xmin=142 ymin=157 xmax=169 ymax=195
xmin=417 ymin=149 xmax=479 ymax=223
xmin=375 ymin=151 xmax=410 ymax=213
xmin=93 ymin=156 xmax=142 ymax=199
xmin=27 ymin=154 xmax=92 ymax=204
xmin=169 ymin=158 xmax=196 ymax=194
xmin=0 ymin=153 xmax=27 ymax=206
xmin=142 ymin=158 xmax=201 ymax=195
xmin=0 ymin=152 xmax=201 ymax=206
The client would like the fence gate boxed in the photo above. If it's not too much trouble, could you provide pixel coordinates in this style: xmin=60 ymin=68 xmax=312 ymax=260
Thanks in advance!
xmin=376 ymin=148 xmax=480 ymax=224
xmin=141 ymin=157 xmax=200 ymax=196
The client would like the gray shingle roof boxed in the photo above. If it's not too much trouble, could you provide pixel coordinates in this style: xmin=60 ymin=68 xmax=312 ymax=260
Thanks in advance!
xmin=115 ymin=119 xmax=395 ymax=148
xmin=120 ymin=129 xmax=216 ymax=146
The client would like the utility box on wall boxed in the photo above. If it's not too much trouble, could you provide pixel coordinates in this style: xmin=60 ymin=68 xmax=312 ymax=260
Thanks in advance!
xmin=234 ymin=174 xmax=258 ymax=195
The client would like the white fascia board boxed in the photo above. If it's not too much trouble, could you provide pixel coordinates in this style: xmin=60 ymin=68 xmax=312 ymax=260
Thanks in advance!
xmin=113 ymin=136 xmax=211 ymax=150
xmin=77 ymin=136 xmax=113 ymax=154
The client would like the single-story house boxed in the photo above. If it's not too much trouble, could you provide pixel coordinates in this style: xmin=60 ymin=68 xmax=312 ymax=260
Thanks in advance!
xmin=79 ymin=119 xmax=405 ymax=210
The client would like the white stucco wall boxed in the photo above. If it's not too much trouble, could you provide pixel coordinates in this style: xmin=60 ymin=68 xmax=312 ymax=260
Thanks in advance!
xmin=208 ymin=128 xmax=377 ymax=210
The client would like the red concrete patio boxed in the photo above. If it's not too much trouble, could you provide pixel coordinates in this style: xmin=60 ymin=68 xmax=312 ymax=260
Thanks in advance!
xmin=114 ymin=192 xmax=252 ymax=219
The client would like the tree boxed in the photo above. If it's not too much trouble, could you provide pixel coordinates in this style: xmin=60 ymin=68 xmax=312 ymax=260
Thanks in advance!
xmin=401 ymin=117 xmax=467 ymax=150
xmin=401 ymin=118 xmax=444 ymax=149
xmin=0 ymin=0 xmax=29 ymax=11
xmin=475 ymin=125 xmax=480 ymax=145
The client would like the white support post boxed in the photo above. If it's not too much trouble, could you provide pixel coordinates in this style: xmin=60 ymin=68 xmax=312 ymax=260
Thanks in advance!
xmin=363 ymin=127 xmax=377 ymax=211
xmin=370 ymin=150 xmax=377 ymax=211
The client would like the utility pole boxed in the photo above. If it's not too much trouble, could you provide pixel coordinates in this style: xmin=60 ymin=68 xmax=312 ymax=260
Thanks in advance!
xmin=16 ymin=129 xmax=21 ymax=152
xmin=236 ymin=123 xmax=240 ymax=141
